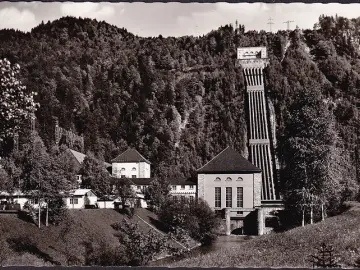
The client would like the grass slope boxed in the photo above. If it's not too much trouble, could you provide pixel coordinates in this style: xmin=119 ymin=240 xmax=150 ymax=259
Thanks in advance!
xmin=0 ymin=208 xmax=167 ymax=266
xmin=165 ymin=202 xmax=360 ymax=268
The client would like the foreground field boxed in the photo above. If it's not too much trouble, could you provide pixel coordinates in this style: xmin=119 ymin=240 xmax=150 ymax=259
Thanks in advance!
xmin=164 ymin=202 xmax=360 ymax=268
xmin=0 ymin=208 xmax=164 ymax=266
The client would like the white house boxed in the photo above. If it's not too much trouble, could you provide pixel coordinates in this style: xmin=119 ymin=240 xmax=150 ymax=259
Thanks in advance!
xmin=111 ymin=148 xmax=151 ymax=179
xmin=169 ymin=178 xmax=197 ymax=203
xmin=197 ymin=147 xmax=263 ymax=235
xmin=0 ymin=190 xmax=52 ymax=210
xmin=65 ymin=189 xmax=98 ymax=209
xmin=0 ymin=190 xmax=31 ymax=210
xmin=66 ymin=149 xmax=112 ymax=186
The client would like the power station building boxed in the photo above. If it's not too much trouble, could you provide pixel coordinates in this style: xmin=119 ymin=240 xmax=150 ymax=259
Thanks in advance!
xmin=197 ymin=46 xmax=284 ymax=235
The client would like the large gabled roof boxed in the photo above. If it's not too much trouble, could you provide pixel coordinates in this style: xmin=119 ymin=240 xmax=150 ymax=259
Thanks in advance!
xmin=68 ymin=149 xmax=111 ymax=168
xmin=111 ymin=148 xmax=151 ymax=164
xmin=197 ymin=146 xmax=261 ymax=173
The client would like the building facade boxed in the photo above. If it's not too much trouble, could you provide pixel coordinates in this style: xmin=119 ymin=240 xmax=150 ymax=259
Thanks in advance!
xmin=111 ymin=148 xmax=151 ymax=179
xmin=65 ymin=189 xmax=98 ymax=209
xmin=169 ymin=178 xmax=197 ymax=202
xmin=197 ymin=147 xmax=263 ymax=235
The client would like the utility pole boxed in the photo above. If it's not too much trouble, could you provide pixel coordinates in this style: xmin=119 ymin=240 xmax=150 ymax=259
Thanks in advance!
xmin=267 ymin=17 xmax=274 ymax=33
xmin=284 ymin=20 xmax=294 ymax=30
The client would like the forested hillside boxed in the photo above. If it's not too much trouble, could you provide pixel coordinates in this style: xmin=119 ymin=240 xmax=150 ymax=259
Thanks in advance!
xmin=0 ymin=15 xmax=359 ymax=220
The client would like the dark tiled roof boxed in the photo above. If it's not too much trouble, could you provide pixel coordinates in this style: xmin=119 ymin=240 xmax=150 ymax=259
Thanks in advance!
xmin=111 ymin=148 xmax=151 ymax=164
xmin=110 ymin=177 xmax=154 ymax=186
xmin=168 ymin=178 xmax=196 ymax=185
xmin=110 ymin=177 xmax=196 ymax=186
xmin=197 ymin=146 xmax=261 ymax=173
xmin=68 ymin=149 xmax=111 ymax=168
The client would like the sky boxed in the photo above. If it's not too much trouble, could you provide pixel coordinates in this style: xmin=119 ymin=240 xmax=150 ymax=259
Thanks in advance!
xmin=0 ymin=2 xmax=360 ymax=37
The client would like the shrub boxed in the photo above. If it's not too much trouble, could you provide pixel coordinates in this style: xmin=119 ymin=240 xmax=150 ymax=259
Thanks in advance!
xmin=84 ymin=241 xmax=127 ymax=266
xmin=158 ymin=198 xmax=220 ymax=246
xmin=46 ymin=196 xmax=69 ymax=225
xmin=112 ymin=219 xmax=171 ymax=266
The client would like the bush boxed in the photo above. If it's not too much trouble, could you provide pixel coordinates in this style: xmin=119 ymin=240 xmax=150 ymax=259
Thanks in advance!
xmin=84 ymin=241 xmax=127 ymax=266
xmin=111 ymin=219 xmax=171 ymax=266
xmin=158 ymin=198 xmax=220 ymax=246
xmin=46 ymin=196 xmax=69 ymax=225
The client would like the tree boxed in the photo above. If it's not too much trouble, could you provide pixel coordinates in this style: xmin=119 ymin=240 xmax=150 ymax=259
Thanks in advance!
xmin=79 ymin=153 xmax=110 ymax=197
xmin=0 ymin=58 xmax=38 ymax=140
xmin=309 ymin=242 xmax=340 ymax=268
xmin=0 ymin=155 xmax=21 ymax=193
xmin=158 ymin=198 xmax=220 ymax=246
xmin=113 ymin=177 xmax=136 ymax=211
xmin=0 ymin=166 xmax=10 ymax=192
xmin=144 ymin=177 xmax=171 ymax=212
xmin=111 ymin=219 xmax=171 ymax=266
xmin=19 ymin=133 xmax=53 ymax=228
xmin=281 ymin=83 xmax=357 ymax=225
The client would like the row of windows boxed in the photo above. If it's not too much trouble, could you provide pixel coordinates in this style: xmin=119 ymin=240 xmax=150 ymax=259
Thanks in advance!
xmin=215 ymin=187 xmax=244 ymax=208
xmin=171 ymin=185 xmax=194 ymax=190
xmin=172 ymin=196 xmax=195 ymax=203
xmin=215 ymin=177 xmax=243 ymax=181
xmin=113 ymin=167 xmax=137 ymax=173
xmin=119 ymin=175 xmax=137 ymax=178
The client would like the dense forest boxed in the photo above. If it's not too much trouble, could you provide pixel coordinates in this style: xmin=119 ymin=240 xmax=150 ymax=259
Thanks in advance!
xmin=0 ymin=15 xmax=359 ymax=221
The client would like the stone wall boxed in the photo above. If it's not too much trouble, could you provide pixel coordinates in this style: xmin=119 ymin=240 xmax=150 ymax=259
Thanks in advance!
xmin=197 ymin=174 xmax=205 ymax=199
xmin=253 ymin=172 xmax=262 ymax=207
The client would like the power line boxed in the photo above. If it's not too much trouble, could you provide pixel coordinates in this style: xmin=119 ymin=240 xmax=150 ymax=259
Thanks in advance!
xmin=267 ymin=17 xmax=274 ymax=32
xmin=284 ymin=20 xmax=294 ymax=30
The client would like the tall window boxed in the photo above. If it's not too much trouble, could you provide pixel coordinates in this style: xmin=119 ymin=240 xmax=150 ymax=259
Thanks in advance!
xmin=70 ymin=198 xmax=78 ymax=205
xmin=172 ymin=185 xmax=176 ymax=190
xmin=226 ymin=187 xmax=232 ymax=208
xmin=237 ymin=187 xmax=243 ymax=208
xmin=189 ymin=185 xmax=194 ymax=190
xmin=215 ymin=187 xmax=221 ymax=208
xmin=181 ymin=185 xmax=185 ymax=190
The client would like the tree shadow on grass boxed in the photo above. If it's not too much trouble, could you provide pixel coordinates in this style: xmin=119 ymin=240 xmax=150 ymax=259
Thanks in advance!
xmin=17 ymin=210 xmax=37 ymax=225
xmin=7 ymin=236 xmax=61 ymax=265
xmin=148 ymin=216 xmax=170 ymax=233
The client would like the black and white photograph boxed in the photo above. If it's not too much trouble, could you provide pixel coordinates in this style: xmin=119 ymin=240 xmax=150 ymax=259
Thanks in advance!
xmin=0 ymin=1 xmax=359 ymax=268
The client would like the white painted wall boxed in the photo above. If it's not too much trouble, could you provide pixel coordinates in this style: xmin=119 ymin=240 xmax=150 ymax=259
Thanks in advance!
xmin=65 ymin=191 xmax=98 ymax=209
xmin=66 ymin=197 xmax=86 ymax=209
xmin=12 ymin=197 xmax=29 ymax=209
xmin=97 ymin=200 xmax=115 ymax=209
xmin=197 ymin=173 xmax=259 ymax=210
xmin=170 ymin=184 xmax=196 ymax=197
xmin=112 ymin=162 xmax=151 ymax=178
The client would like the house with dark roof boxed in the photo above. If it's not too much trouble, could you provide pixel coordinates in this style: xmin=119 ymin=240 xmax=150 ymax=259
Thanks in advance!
xmin=169 ymin=178 xmax=197 ymax=202
xmin=111 ymin=148 xmax=151 ymax=179
xmin=66 ymin=149 xmax=112 ymax=185
xmin=197 ymin=146 xmax=263 ymax=235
